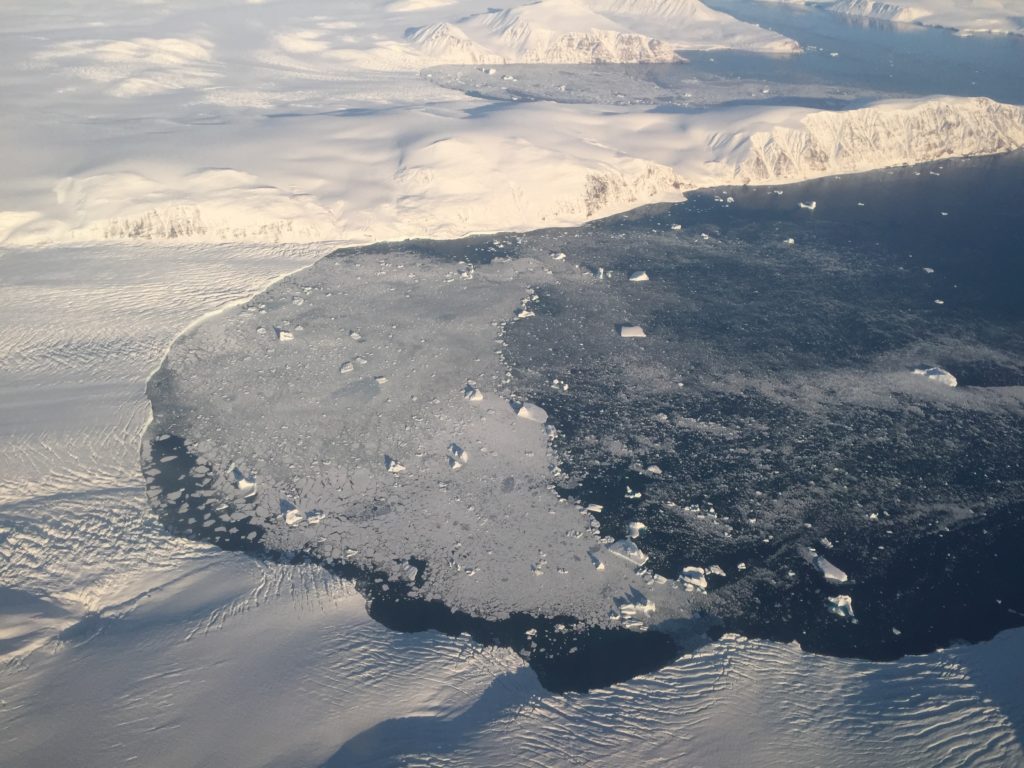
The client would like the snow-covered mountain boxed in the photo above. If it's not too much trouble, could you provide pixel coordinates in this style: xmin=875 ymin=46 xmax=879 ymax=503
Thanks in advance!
xmin=715 ymin=96 xmax=1024 ymax=184
xmin=404 ymin=0 xmax=799 ymax=65
xmin=761 ymin=0 xmax=1024 ymax=36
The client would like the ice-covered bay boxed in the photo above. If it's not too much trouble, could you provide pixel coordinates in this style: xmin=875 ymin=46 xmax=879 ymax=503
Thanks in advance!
xmin=145 ymin=241 xmax=715 ymax=665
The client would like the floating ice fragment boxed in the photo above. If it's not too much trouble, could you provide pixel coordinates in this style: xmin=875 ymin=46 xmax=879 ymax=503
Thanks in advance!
xmin=680 ymin=566 xmax=707 ymax=593
xmin=913 ymin=366 xmax=957 ymax=387
xmin=280 ymin=500 xmax=306 ymax=526
xmin=618 ymin=324 xmax=646 ymax=338
xmin=814 ymin=554 xmax=848 ymax=584
xmin=646 ymin=464 xmax=662 ymax=475
xmin=515 ymin=308 xmax=535 ymax=319
xmin=934 ymin=299 xmax=945 ymax=305
xmin=628 ymin=271 xmax=650 ymax=282
xmin=384 ymin=455 xmax=405 ymax=473
xmin=448 ymin=443 xmax=469 ymax=464
xmin=550 ymin=251 xmax=566 ymax=261
xmin=827 ymin=595 xmax=855 ymax=619
xmin=585 ymin=503 xmax=604 ymax=514
xmin=515 ymin=401 xmax=548 ymax=423
xmin=463 ymin=383 xmax=484 ymax=401
xmin=374 ymin=375 xmax=389 ymax=384
xmin=708 ymin=564 xmax=727 ymax=577
xmin=339 ymin=361 xmax=354 ymax=374
xmin=230 ymin=467 xmax=257 ymax=497
xmin=349 ymin=330 xmax=363 ymax=341
xmin=923 ymin=267 xmax=935 ymax=274
xmin=607 ymin=538 xmax=648 ymax=567
xmin=616 ymin=589 xmax=656 ymax=619
xmin=589 ymin=552 xmax=605 ymax=570
xmin=799 ymin=201 xmax=817 ymax=210
xmin=627 ymin=521 xmax=647 ymax=539
xmin=784 ymin=237 xmax=796 ymax=245
xmin=275 ymin=328 xmax=294 ymax=341
xmin=670 ymin=223 xmax=682 ymax=231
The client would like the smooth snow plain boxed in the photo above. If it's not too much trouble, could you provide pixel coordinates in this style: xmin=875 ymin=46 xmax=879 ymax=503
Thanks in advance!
xmin=3 ymin=0 xmax=1024 ymax=765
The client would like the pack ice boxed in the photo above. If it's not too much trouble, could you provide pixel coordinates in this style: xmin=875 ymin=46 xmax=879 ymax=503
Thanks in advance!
xmin=145 ymin=246 xmax=704 ymax=630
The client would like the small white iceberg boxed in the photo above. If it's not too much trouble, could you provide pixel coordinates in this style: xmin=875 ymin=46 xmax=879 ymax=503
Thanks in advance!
xmin=447 ymin=442 xmax=468 ymax=470
xmin=913 ymin=366 xmax=957 ymax=387
xmin=230 ymin=467 xmax=257 ymax=497
xmin=463 ymin=383 xmax=484 ymax=401
xmin=280 ymin=500 xmax=306 ymax=526
xmin=827 ymin=594 xmax=855 ymax=620
xmin=680 ymin=566 xmax=708 ymax=593
xmin=799 ymin=201 xmax=817 ymax=211
xmin=627 ymin=521 xmax=647 ymax=539
xmin=275 ymin=328 xmax=294 ymax=341
xmin=618 ymin=324 xmax=646 ymax=338
xmin=514 ymin=401 xmax=548 ymax=423
xmin=607 ymin=538 xmax=649 ymax=567
xmin=814 ymin=554 xmax=848 ymax=584
xmin=628 ymin=271 xmax=650 ymax=282
xmin=384 ymin=455 xmax=405 ymax=473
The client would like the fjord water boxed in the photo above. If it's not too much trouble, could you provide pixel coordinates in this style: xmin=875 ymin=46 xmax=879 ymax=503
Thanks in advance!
xmin=429 ymin=2 xmax=1024 ymax=109
xmin=502 ymin=150 xmax=1024 ymax=660
xmin=702 ymin=0 xmax=1024 ymax=105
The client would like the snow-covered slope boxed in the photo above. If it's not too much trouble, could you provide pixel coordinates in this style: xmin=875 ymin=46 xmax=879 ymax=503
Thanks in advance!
xmin=2 ymin=94 xmax=1021 ymax=247
xmin=759 ymin=0 xmax=1024 ymax=36
xmin=713 ymin=96 xmax=1024 ymax=184
xmin=404 ymin=0 xmax=797 ymax=64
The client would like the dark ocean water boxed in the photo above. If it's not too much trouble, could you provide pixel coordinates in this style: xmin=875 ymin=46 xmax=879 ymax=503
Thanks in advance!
xmin=502 ymin=151 xmax=1024 ymax=660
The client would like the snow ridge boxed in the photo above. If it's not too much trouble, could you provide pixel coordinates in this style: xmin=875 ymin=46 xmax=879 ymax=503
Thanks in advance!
xmin=726 ymin=97 xmax=1024 ymax=183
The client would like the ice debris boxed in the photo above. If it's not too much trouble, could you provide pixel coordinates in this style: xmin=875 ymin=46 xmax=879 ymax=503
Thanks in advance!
xmin=913 ymin=366 xmax=957 ymax=387
xmin=618 ymin=324 xmax=646 ymax=338
xmin=514 ymin=401 xmax=548 ymax=423
xmin=827 ymin=595 xmax=855 ymax=620
xmin=628 ymin=271 xmax=650 ymax=282
xmin=680 ymin=566 xmax=708 ymax=593
xmin=607 ymin=538 xmax=649 ymax=567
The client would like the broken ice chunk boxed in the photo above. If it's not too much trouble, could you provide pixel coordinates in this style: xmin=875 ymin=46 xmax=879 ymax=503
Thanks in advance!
xmin=628 ymin=271 xmax=650 ymax=282
xmin=230 ymin=467 xmax=257 ymax=497
xmin=275 ymin=328 xmax=294 ymax=341
xmin=680 ymin=566 xmax=708 ymax=593
xmin=617 ymin=324 xmax=646 ymax=338
xmin=514 ymin=402 xmax=548 ymax=423
xmin=913 ymin=366 xmax=957 ymax=387
xmin=827 ymin=595 xmax=855 ymax=619
xmin=384 ymin=455 xmax=405 ymax=473
xmin=814 ymin=554 xmax=848 ymax=584
xmin=280 ymin=500 xmax=306 ymax=526
xmin=463 ymin=383 xmax=484 ymax=401
xmin=799 ymin=201 xmax=817 ymax=211
xmin=627 ymin=521 xmax=647 ymax=539
xmin=448 ymin=443 xmax=469 ymax=464
xmin=339 ymin=361 xmax=355 ymax=374
xmin=607 ymin=538 xmax=649 ymax=567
